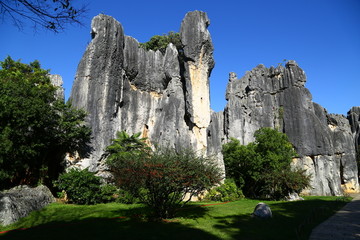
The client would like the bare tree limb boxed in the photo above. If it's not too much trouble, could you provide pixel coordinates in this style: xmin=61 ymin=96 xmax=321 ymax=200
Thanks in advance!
xmin=0 ymin=0 xmax=88 ymax=33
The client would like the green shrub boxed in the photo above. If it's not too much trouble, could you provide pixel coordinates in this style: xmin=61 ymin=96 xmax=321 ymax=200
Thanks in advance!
xmin=106 ymin=135 xmax=223 ymax=219
xmin=54 ymin=168 xmax=102 ymax=205
xmin=260 ymin=168 xmax=311 ymax=200
xmin=223 ymin=128 xmax=310 ymax=200
xmin=204 ymin=179 xmax=244 ymax=202
xmin=139 ymin=31 xmax=182 ymax=54
xmin=99 ymin=184 xmax=118 ymax=203
xmin=115 ymin=188 xmax=139 ymax=204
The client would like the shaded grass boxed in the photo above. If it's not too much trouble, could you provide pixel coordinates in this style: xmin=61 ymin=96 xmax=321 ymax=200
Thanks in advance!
xmin=0 ymin=196 xmax=351 ymax=240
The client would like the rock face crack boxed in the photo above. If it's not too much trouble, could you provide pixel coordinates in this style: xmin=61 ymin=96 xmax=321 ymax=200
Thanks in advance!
xmin=69 ymin=11 xmax=359 ymax=195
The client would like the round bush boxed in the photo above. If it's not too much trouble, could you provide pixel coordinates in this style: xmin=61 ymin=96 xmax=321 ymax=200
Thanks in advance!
xmin=54 ymin=168 xmax=102 ymax=205
xmin=205 ymin=179 xmax=244 ymax=202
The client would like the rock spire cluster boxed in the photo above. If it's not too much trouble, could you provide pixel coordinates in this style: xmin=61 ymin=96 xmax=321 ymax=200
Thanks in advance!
xmin=70 ymin=11 xmax=359 ymax=195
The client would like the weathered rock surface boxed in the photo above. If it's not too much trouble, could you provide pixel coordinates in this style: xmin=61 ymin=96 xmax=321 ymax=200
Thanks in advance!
xmin=225 ymin=61 xmax=359 ymax=195
xmin=69 ymin=11 xmax=359 ymax=195
xmin=70 ymin=11 xmax=218 ymax=176
xmin=49 ymin=74 xmax=64 ymax=100
xmin=0 ymin=185 xmax=55 ymax=226
xmin=348 ymin=107 xmax=360 ymax=151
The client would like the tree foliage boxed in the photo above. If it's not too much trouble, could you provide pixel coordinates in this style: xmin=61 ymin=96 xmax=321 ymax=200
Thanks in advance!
xmin=0 ymin=0 xmax=87 ymax=32
xmin=0 ymin=56 xmax=91 ymax=190
xmin=106 ymin=131 xmax=222 ymax=219
xmin=222 ymin=128 xmax=310 ymax=200
xmin=105 ymin=131 xmax=151 ymax=165
xmin=139 ymin=31 xmax=182 ymax=54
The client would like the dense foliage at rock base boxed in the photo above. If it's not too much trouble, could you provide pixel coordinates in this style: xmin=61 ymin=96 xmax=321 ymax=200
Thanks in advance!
xmin=223 ymin=128 xmax=310 ymax=200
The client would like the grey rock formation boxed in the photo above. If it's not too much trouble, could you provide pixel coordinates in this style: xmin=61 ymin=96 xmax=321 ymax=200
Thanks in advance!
xmin=69 ymin=11 xmax=359 ymax=195
xmin=49 ymin=74 xmax=64 ymax=100
xmin=252 ymin=202 xmax=272 ymax=219
xmin=348 ymin=107 xmax=360 ymax=150
xmin=225 ymin=61 xmax=359 ymax=195
xmin=0 ymin=185 xmax=55 ymax=226
xmin=70 ymin=11 xmax=217 ymax=175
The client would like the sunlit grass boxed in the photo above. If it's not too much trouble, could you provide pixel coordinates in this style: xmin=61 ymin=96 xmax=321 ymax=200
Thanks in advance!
xmin=0 ymin=196 xmax=350 ymax=240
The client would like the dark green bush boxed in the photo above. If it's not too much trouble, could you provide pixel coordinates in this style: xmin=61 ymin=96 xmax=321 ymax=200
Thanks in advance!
xmin=204 ymin=179 xmax=244 ymax=202
xmin=115 ymin=188 xmax=139 ymax=204
xmin=54 ymin=168 xmax=103 ymax=205
xmin=139 ymin=31 xmax=182 ymax=54
xmin=223 ymin=128 xmax=310 ymax=200
xmin=99 ymin=184 xmax=118 ymax=203
xmin=259 ymin=168 xmax=311 ymax=200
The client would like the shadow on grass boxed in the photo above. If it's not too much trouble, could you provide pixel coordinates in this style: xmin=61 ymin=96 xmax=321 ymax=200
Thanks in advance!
xmin=211 ymin=198 xmax=349 ymax=240
xmin=1 ymin=204 xmax=219 ymax=240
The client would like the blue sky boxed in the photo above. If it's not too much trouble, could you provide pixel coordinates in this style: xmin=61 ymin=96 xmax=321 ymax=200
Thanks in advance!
xmin=1 ymin=0 xmax=359 ymax=115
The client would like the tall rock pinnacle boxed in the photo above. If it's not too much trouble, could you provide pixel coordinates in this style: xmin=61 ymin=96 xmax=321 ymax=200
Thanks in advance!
xmin=181 ymin=11 xmax=214 ymax=153
xmin=70 ymin=11 xmax=216 ymax=174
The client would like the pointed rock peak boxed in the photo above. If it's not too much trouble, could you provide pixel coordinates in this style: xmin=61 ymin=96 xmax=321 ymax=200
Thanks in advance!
xmin=180 ymin=11 xmax=213 ymax=62
xmin=285 ymin=60 xmax=298 ymax=68
xmin=349 ymin=106 xmax=360 ymax=115
xmin=183 ymin=10 xmax=210 ymax=27
xmin=229 ymin=72 xmax=237 ymax=82
xmin=91 ymin=14 xmax=124 ymax=40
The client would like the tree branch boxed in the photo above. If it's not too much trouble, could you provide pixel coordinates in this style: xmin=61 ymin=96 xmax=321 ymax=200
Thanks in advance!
xmin=0 ymin=0 xmax=88 ymax=33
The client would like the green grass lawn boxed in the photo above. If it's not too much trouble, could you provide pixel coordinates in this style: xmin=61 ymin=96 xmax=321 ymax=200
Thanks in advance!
xmin=0 ymin=196 xmax=350 ymax=240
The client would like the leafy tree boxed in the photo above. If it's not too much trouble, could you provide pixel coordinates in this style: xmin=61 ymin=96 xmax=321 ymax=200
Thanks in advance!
xmin=223 ymin=128 xmax=310 ymax=200
xmin=0 ymin=56 xmax=91 ymax=190
xmin=106 ymin=132 xmax=222 ymax=219
xmin=0 ymin=0 xmax=87 ymax=32
xmin=140 ymin=31 xmax=183 ymax=54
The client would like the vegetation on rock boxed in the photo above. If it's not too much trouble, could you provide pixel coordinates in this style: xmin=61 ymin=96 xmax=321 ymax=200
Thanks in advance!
xmin=139 ymin=31 xmax=183 ymax=54
xmin=222 ymin=127 xmax=310 ymax=200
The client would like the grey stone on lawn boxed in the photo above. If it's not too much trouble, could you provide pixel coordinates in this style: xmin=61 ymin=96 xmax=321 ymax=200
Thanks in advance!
xmin=285 ymin=192 xmax=304 ymax=201
xmin=0 ymin=185 xmax=55 ymax=226
xmin=252 ymin=202 xmax=272 ymax=219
